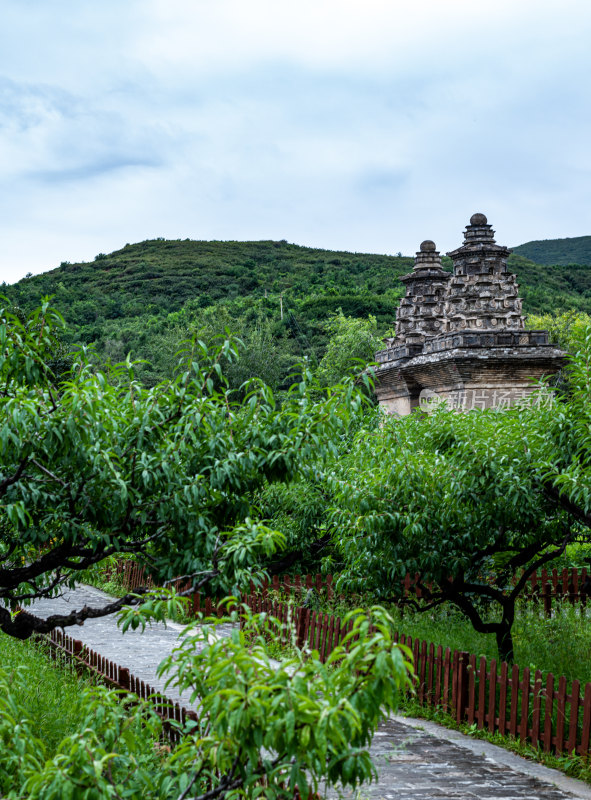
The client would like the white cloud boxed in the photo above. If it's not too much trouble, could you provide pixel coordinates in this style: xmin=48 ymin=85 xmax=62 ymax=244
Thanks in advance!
xmin=0 ymin=0 xmax=589 ymax=281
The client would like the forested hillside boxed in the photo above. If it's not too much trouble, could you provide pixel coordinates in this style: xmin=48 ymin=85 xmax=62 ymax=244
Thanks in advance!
xmin=2 ymin=240 xmax=412 ymax=387
xmin=512 ymin=235 xmax=591 ymax=266
xmin=3 ymin=238 xmax=591 ymax=387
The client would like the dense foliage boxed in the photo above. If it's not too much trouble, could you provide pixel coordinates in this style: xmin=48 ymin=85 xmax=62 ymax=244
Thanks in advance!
xmin=327 ymin=334 xmax=591 ymax=662
xmin=526 ymin=309 xmax=591 ymax=352
xmin=0 ymin=300 xmax=364 ymax=639
xmin=0 ymin=606 xmax=411 ymax=799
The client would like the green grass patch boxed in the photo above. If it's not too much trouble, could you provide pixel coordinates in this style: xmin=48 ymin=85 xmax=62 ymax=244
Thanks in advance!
xmin=76 ymin=556 xmax=133 ymax=598
xmin=0 ymin=633 xmax=96 ymax=756
xmin=383 ymin=602 xmax=591 ymax=686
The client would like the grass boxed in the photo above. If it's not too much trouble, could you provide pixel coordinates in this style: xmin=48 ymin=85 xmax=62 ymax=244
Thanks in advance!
xmin=0 ymin=633 xmax=97 ymax=756
xmin=300 ymin=590 xmax=591 ymax=687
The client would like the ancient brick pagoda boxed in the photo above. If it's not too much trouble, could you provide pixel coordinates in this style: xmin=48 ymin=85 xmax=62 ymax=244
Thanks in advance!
xmin=374 ymin=213 xmax=565 ymax=414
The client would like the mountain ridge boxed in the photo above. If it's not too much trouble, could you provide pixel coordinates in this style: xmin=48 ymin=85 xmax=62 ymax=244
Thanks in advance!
xmin=511 ymin=235 xmax=591 ymax=266
xmin=3 ymin=236 xmax=591 ymax=386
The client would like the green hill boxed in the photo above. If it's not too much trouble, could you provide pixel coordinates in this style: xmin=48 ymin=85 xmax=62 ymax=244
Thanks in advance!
xmin=2 ymin=240 xmax=412 ymax=386
xmin=3 ymin=237 xmax=591 ymax=387
xmin=512 ymin=235 xmax=591 ymax=266
xmin=4 ymin=239 xmax=411 ymax=327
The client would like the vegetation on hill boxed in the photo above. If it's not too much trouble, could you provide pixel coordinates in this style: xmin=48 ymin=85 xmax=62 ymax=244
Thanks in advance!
xmin=510 ymin=254 xmax=591 ymax=316
xmin=512 ymin=235 xmax=591 ymax=266
xmin=3 ymin=237 xmax=591 ymax=387
xmin=1 ymin=239 xmax=410 ymax=386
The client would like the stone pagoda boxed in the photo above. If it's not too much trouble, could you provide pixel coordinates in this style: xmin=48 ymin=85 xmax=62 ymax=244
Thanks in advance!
xmin=374 ymin=214 xmax=565 ymax=414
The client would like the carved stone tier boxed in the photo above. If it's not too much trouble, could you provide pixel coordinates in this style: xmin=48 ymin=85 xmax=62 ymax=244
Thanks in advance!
xmin=376 ymin=343 xmax=424 ymax=364
xmin=422 ymin=329 xmax=549 ymax=355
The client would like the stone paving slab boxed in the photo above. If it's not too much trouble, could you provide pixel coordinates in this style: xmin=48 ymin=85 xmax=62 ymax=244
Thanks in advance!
xmin=329 ymin=717 xmax=591 ymax=800
xmin=30 ymin=585 xmax=591 ymax=799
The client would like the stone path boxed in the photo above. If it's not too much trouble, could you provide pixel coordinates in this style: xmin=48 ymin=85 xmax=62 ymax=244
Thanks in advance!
xmin=30 ymin=583 xmax=234 ymax=708
xmin=330 ymin=716 xmax=591 ymax=800
xmin=31 ymin=585 xmax=591 ymax=799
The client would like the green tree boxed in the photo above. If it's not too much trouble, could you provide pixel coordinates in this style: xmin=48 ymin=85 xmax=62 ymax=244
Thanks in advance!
xmin=0 ymin=300 xmax=363 ymax=640
xmin=330 ymin=336 xmax=591 ymax=662
xmin=1 ymin=606 xmax=411 ymax=799
xmin=255 ymin=478 xmax=334 ymax=574
xmin=526 ymin=309 xmax=591 ymax=353
xmin=315 ymin=311 xmax=382 ymax=388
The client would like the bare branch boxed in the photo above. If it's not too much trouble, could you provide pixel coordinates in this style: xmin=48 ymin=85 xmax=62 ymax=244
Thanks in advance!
xmin=509 ymin=532 xmax=571 ymax=603
xmin=0 ymin=541 xmax=118 ymax=591
xmin=0 ymin=591 xmax=149 ymax=640
xmin=30 ymin=459 xmax=68 ymax=488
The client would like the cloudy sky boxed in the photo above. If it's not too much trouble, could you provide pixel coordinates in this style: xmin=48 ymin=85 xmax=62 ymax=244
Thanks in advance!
xmin=1 ymin=0 xmax=590 ymax=283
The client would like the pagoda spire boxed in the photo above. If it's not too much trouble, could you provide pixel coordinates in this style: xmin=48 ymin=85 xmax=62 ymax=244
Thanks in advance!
xmin=394 ymin=239 xmax=450 ymax=347
xmin=444 ymin=213 xmax=524 ymax=332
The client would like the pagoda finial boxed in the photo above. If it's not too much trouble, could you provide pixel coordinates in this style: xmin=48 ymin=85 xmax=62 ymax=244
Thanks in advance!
xmin=412 ymin=240 xmax=442 ymax=271
xmin=463 ymin=212 xmax=496 ymax=244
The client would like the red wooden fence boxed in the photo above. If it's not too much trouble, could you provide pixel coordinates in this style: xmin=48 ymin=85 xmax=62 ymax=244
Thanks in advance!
xmin=111 ymin=560 xmax=591 ymax=616
xmin=43 ymin=628 xmax=193 ymax=745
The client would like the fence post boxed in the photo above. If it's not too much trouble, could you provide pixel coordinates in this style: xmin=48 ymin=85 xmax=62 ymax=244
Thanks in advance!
xmin=296 ymin=607 xmax=310 ymax=649
xmin=119 ymin=667 xmax=131 ymax=691
xmin=543 ymin=583 xmax=552 ymax=617
xmin=456 ymin=651 xmax=470 ymax=723
xmin=326 ymin=574 xmax=333 ymax=601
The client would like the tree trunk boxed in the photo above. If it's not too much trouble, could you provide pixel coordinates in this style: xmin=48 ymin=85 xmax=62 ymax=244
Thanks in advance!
xmin=495 ymin=620 xmax=515 ymax=664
